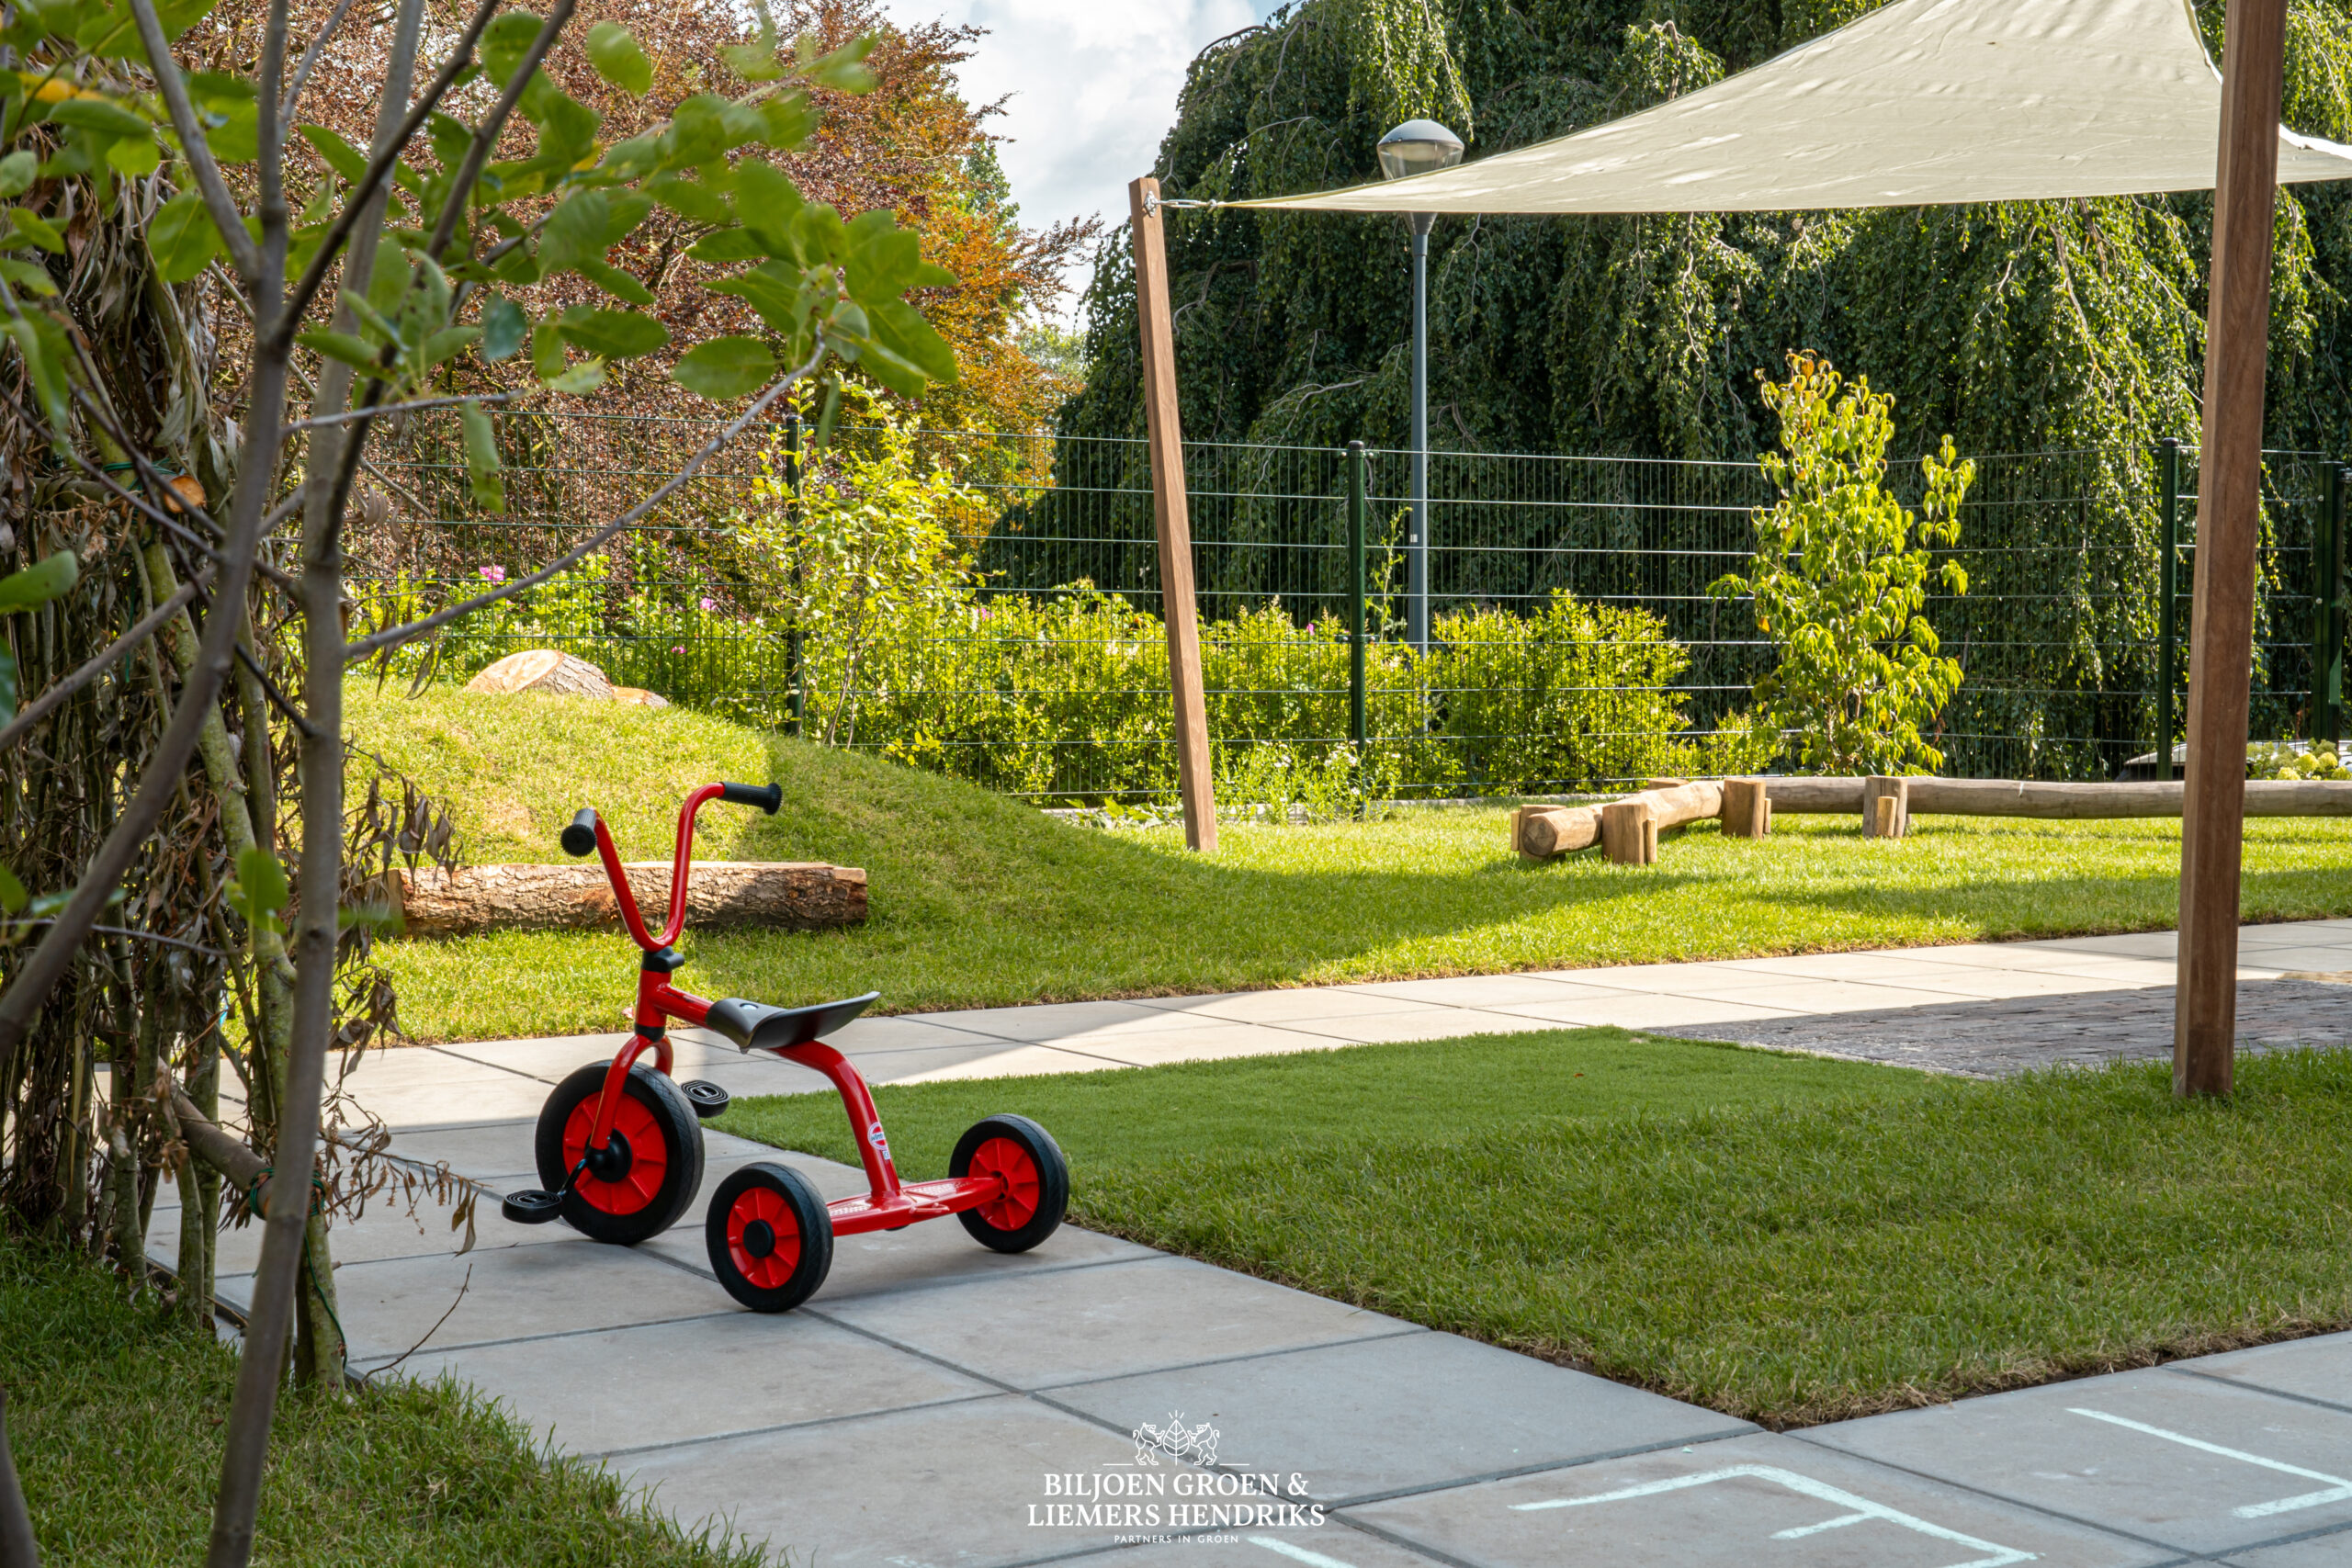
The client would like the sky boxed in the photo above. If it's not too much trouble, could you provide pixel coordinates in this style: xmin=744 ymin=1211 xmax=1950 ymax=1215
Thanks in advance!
xmin=879 ymin=0 xmax=1287 ymax=312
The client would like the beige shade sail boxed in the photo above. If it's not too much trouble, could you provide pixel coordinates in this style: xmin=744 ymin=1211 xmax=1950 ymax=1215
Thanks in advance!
xmin=1235 ymin=0 xmax=2352 ymax=215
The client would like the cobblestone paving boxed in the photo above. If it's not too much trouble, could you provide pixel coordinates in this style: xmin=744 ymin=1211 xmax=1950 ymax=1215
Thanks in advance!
xmin=1652 ymin=976 xmax=2352 ymax=1076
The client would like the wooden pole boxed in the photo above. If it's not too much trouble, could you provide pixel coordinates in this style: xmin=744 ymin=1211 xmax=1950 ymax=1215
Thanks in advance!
xmin=2177 ymin=0 xmax=2290 ymax=1099
xmin=1129 ymin=176 xmax=1216 ymax=852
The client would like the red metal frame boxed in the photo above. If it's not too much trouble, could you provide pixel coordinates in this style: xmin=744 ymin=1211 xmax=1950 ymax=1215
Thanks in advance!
xmin=573 ymin=786 xmax=1003 ymax=1234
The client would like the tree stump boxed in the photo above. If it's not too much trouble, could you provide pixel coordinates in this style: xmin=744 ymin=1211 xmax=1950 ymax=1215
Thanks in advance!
xmin=464 ymin=649 xmax=616 ymax=700
xmin=1862 ymin=775 xmax=1911 ymax=838
xmin=1600 ymin=798 xmax=1657 ymax=864
xmin=1721 ymin=777 xmax=1771 ymax=839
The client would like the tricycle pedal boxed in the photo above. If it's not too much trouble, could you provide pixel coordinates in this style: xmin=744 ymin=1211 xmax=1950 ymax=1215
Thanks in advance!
xmin=501 ymin=1188 xmax=564 ymax=1225
xmin=681 ymin=1079 xmax=730 ymax=1119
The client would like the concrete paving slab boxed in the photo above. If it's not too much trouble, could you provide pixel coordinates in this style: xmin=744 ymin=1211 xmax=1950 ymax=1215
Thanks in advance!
xmin=345 ymin=1073 xmax=566 ymax=1129
xmin=331 ymin=1049 xmax=538 ymax=1089
xmin=2176 ymin=1331 xmax=2352 ymax=1414
xmin=1708 ymin=953 xmax=2001 ymax=983
xmin=1331 ymin=974 xmax=1634 ymax=1007
xmin=2238 ymin=921 xmax=2352 ymax=948
xmin=429 ymin=1034 xmax=745 ymax=1078
xmin=2221 ymin=1523 xmax=2352 ymax=1565
xmin=650 ymin=1210 xmax=1163 ymax=1303
xmin=1680 ymin=980 xmax=2006 ymax=1014
xmin=383 ymin=1118 xmax=542 ymax=1178
xmin=814 ymin=1255 xmax=1411 ymax=1391
xmin=1048 ymin=1524 xmax=1450 ymax=1566
xmin=2224 ymin=946 xmax=2352 ymax=974
xmin=2030 ymin=931 xmax=2185 ymax=958
xmin=1344 ymin=1430 xmax=2174 ymax=1568
xmin=1134 ymin=988 xmax=1485 ymax=1025
xmin=1843 ymin=967 xmax=2149 ymax=999
xmin=878 ymin=1043 xmax=1141 ymax=1085
xmin=1045 ymin=1331 xmax=1752 ymax=1505
xmin=226 ymin=1235 xmax=725 ymax=1359
xmin=1484 ymin=993 xmax=1804 ymax=1029
xmin=616 ymin=1393 xmax=1182 ymax=1568
xmin=385 ymin=1311 xmax=994 ymax=1456
xmin=1898 ymin=942 xmax=2164 ymax=971
xmin=150 ymin=1187 xmax=571 ymax=1273
xmin=1049 ymin=1023 xmax=1364 ymax=1066
xmin=1524 ymin=962 xmax=1791 ymax=994
xmin=1268 ymin=1010 xmax=1561 ymax=1045
xmin=934 ymin=999 xmax=1232 ymax=1042
xmin=827 ymin=1014 xmax=1016 ymax=1055
xmin=1796 ymin=1368 xmax=2352 ymax=1556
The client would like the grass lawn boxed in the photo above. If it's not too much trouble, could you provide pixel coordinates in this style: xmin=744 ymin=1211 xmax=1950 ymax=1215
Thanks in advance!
xmin=352 ymin=686 xmax=2352 ymax=1043
xmin=0 ymin=1241 xmax=757 ymax=1566
xmin=720 ymin=1032 xmax=2352 ymax=1428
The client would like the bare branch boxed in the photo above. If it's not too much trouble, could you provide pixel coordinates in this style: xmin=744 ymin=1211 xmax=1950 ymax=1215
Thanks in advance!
xmin=424 ymin=0 xmax=575 ymax=266
xmin=282 ymin=390 xmax=519 ymax=434
xmin=277 ymin=0 xmax=365 ymax=135
xmin=0 ymin=581 xmax=200 ymax=751
xmin=126 ymin=0 xmax=265 ymax=287
xmin=270 ymin=0 xmax=509 ymax=350
xmin=342 ymin=360 xmax=820 ymax=664
xmin=234 ymin=641 xmax=318 ymax=739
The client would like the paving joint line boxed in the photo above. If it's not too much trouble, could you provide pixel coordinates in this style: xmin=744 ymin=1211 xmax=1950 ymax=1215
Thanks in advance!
xmin=346 ymin=1303 xmax=751 ymax=1367
xmin=591 ymin=1389 xmax=1006 ymax=1461
xmin=2163 ymin=1361 xmax=2352 ymax=1417
xmin=1014 ymin=1324 xmax=1429 ymax=1395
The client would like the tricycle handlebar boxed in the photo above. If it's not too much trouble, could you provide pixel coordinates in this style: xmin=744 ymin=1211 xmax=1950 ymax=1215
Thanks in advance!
xmin=562 ymin=782 xmax=783 ymax=953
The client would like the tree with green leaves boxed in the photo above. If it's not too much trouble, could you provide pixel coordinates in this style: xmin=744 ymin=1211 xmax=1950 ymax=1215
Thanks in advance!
xmin=0 ymin=0 xmax=957 ymax=1557
xmin=1713 ymin=353 xmax=1974 ymax=775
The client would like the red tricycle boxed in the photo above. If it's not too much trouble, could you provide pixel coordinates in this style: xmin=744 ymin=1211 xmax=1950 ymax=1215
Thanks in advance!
xmin=500 ymin=781 xmax=1069 ymax=1312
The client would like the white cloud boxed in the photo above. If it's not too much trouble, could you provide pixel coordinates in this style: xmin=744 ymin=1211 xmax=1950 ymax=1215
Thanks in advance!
xmin=882 ymin=0 xmax=1278 ymax=306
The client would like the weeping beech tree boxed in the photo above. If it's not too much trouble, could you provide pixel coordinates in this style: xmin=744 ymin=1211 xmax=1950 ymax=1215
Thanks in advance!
xmin=0 ymin=0 xmax=956 ymax=1557
xmin=1061 ymin=0 xmax=2352 ymax=766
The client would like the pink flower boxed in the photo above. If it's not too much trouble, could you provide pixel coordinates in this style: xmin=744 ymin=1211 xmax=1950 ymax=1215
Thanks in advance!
xmin=479 ymin=565 xmax=505 ymax=584
xmin=698 ymin=596 xmax=718 ymax=613
xmin=670 ymin=645 xmax=685 ymax=655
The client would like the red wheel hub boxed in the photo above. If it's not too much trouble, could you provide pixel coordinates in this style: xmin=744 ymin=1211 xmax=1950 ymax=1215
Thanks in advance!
xmin=727 ymin=1184 xmax=801 ymax=1289
xmin=561 ymin=1093 xmax=668 ymax=1215
xmin=968 ymin=1136 xmax=1040 ymax=1231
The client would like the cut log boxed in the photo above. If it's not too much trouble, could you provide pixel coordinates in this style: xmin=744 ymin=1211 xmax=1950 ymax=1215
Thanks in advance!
xmin=391 ymin=862 xmax=867 ymax=937
xmin=1519 ymin=805 xmax=1600 ymax=859
xmin=464 ymin=649 xmax=615 ymax=700
xmin=1643 ymin=779 xmax=1724 ymax=830
xmin=611 ymin=686 xmax=670 ymax=708
xmin=1761 ymin=776 xmax=1868 ymax=812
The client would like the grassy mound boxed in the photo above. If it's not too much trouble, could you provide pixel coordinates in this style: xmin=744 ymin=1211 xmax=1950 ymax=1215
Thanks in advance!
xmin=352 ymin=685 xmax=2352 ymax=1043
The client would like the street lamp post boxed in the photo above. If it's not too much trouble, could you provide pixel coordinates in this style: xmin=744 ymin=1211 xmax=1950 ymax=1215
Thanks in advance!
xmin=1378 ymin=119 xmax=1464 ymax=652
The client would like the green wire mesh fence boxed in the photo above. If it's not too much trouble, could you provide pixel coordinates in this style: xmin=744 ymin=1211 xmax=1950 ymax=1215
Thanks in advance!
xmin=349 ymin=412 xmax=2348 ymax=804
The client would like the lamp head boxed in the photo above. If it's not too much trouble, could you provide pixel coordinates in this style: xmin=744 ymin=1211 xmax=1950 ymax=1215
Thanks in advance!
xmin=1376 ymin=119 xmax=1465 ymax=182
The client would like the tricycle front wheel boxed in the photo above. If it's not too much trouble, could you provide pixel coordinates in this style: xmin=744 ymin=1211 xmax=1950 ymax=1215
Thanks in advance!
xmin=534 ymin=1061 xmax=706 ymax=1246
xmin=707 ymin=1162 xmax=834 ymax=1312
xmin=951 ymin=1114 xmax=1069 ymax=1254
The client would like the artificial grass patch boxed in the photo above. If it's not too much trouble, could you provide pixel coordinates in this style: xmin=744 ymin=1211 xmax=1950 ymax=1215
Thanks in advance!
xmin=0 ymin=1240 xmax=759 ymax=1567
xmin=353 ymin=684 xmax=2352 ymax=1043
xmin=725 ymin=1035 xmax=2352 ymax=1429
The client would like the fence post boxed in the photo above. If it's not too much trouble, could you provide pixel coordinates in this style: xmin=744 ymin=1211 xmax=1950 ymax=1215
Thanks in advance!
xmin=785 ymin=411 xmax=805 ymax=737
xmin=2319 ymin=464 xmax=2346 ymax=749
xmin=1346 ymin=442 xmax=1368 ymax=764
xmin=2157 ymin=437 xmax=2181 ymax=778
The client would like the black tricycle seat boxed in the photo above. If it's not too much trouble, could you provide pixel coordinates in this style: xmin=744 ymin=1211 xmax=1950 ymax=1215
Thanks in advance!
xmin=704 ymin=991 xmax=879 ymax=1055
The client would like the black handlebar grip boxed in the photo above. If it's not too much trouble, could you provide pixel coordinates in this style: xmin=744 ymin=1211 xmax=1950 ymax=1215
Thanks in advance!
xmin=560 ymin=808 xmax=598 ymax=857
xmin=718 ymin=782 xmax=783 ymax=815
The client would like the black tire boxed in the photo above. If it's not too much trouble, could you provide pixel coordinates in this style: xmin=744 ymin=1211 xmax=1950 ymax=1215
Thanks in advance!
xmin=951 ymin=1114 xmax=1069 ymax=1254
xmin=533 ymin=1060 xmax=706 ymax=1246
xmin=706 ymin=1162 xmax=834 ymax=1312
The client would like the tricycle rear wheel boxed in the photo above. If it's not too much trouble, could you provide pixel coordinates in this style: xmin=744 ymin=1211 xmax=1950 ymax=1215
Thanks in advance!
xmin=951 ymin=1115 xmax=1069 ymax=1254
xmin=707 ymin=1162 xmax=834 ymax=1312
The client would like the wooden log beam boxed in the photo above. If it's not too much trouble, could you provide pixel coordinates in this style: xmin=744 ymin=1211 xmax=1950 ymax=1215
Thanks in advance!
xmin=2179 ymin=0 xmax=2290 ymax=1099
xmin=1129 ymin=176 xmax=1216 ymax=852
xmin=1760 ymin=777 xmax=1868 ymax=812
xmin=390 ymin=862 xmax=867 ymax=938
